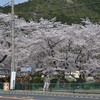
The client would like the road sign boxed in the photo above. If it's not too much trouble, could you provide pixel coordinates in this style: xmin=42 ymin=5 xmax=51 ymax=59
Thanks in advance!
xmin=21 ymin=67 xmax=31 ymax=72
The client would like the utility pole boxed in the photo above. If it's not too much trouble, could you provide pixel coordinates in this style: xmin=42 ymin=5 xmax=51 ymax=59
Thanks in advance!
xmin=10 ymin=0 xmax=16 ymax=90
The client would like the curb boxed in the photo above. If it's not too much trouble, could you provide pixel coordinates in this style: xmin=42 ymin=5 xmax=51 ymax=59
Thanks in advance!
xmin=0 ymin=91 xmax=100 ymax=99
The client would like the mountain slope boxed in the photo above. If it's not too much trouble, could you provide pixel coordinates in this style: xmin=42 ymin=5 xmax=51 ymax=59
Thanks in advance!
xmin=2 ymin=0 xmax=100 ymax=24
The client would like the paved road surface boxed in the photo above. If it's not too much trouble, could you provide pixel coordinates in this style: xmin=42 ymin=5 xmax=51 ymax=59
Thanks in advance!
xmin=0 ymin=93 xmax=99 ymax=100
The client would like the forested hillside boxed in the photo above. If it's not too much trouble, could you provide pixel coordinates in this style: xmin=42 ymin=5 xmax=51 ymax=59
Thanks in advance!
xmin=1 ymin=0 xmax=100 ymax=24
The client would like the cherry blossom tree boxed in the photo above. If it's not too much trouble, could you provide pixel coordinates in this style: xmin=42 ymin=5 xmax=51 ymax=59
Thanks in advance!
xmin=0 ymin=13 xmax=100 ymax=82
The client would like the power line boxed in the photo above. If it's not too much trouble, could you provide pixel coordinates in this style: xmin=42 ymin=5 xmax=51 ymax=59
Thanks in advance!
xmin=35 ymin=2 xmax=100 ymax=13
xmin=14 ymin=1 xmax=100 ymax=15
xmin=0 ymin=0 xmax=11 ymax=7
xmin=1 ymin=1 xmax=100 ymax=14
xmin=0 ymin=1 xmax=11 ymax=12
xmin=2 ymin=1 xmax=11 ymax=7
xmin=1 ymin=1 xmax=100 ymax=22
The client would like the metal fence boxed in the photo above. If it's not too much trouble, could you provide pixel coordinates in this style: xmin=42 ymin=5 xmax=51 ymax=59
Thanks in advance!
xmin=0 ymin=82 xmax=3 ymax=91
xmin=0 ymin=83 xmax=100 ymax=91
xmin=14 ymin=83 xmax=100 ymax=91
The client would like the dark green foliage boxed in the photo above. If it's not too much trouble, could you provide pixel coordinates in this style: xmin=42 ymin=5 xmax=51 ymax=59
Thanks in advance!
xmin=2 ymin=0 xmax=100 ymax=24
xmin=30 ymin=73 xmax=44 ymax=83
xmin=0 ymin=6 xmax=3 ymax=12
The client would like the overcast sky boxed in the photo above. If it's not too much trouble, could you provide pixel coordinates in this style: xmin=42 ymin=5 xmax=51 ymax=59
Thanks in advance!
xmin=0 ymin=0 xmax=28 ymax=7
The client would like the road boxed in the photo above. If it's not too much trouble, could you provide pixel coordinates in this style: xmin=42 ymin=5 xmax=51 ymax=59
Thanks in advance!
xmin=0 ymin=93 xmax=99 ymax=100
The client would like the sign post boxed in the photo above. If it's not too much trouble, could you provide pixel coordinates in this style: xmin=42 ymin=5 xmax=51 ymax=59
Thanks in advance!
xmin=10 ymin=71 xmax=16 ymax=90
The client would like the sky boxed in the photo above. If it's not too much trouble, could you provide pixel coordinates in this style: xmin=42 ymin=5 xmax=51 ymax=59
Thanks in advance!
xmin=0 ymin=0 xmax=28 ymax=7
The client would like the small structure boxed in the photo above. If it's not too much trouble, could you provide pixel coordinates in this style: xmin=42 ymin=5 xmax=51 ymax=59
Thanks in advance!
xmin=94 ymin=74 xmax=100 ymax=82
xmin=0 ymin=64 xmax=10 ymax=82
xmin=86 ymin=77 xmax=95 ymax=83
xmin=67 ymin=0 xmax=73 ymax=3
xmin=71 ymin=71 xmax=80 ymax=78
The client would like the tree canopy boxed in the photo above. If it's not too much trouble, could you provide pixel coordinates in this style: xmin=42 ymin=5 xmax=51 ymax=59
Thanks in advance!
xmin=0 ymin=13 xmax=100 ymax=81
